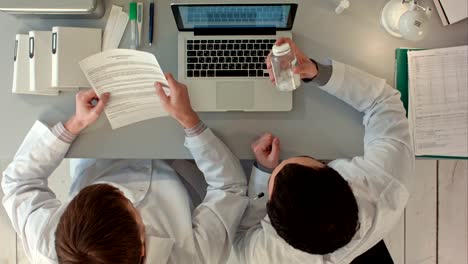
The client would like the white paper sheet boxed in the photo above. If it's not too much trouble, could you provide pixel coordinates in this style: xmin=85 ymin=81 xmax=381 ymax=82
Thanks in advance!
xmin=408 ymin=46 xmax=468 ymax=157
xmin=102 ymin=5 xmax=129 ymax=50
xmin=79 ymin=49 xmax=169 ymax=129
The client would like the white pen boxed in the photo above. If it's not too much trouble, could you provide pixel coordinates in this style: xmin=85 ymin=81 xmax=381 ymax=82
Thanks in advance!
xmin=137 ymin=2 xmax=143 ymax=47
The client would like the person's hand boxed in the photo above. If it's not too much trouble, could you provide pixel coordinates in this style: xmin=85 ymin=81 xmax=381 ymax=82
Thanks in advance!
xmin=251 ymin=133 xmax=281 ymax=170
xmin=155 ymin=73 xmax=200 ymax=129
xmin=64 ymin=90 xmax=110 ymax=135
xmin=266 ymin=37 xmax=318 ymax=84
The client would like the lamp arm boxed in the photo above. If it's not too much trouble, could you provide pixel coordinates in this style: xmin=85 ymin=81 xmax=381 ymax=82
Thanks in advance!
xmin=403 ymin=0 xmax=433 ymax=15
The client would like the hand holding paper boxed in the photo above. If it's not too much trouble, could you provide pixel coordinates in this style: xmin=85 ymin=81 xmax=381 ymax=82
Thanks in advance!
xmin=65 ymin=90 xmax=110 ymax=134
xmin=155 ymin=73 xmax=200 ymax=129
xmin=79 ymin=49 xmax=169 ymax=129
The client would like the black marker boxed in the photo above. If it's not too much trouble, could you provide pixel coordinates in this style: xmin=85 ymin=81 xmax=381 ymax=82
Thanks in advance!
xmin=254 ymin=192 xmax=265 ymax=200
xmin=148 ymin=0 xmax=154 ymax=46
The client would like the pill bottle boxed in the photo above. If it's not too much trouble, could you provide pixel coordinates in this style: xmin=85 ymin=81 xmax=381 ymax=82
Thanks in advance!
xmin=271 ymin=43 xmax=301 ymax=92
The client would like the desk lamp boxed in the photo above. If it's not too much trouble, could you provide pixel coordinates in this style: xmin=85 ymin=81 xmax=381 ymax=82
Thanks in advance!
xmin=381 ymin=0 xmax=433 ymax=41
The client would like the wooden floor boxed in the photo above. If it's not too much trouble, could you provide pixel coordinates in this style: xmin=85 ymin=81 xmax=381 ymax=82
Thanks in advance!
xmin=0 ymin=160 xmax=467 ymax=264
xmin=385 ymin=160 xmax=468 ymax=264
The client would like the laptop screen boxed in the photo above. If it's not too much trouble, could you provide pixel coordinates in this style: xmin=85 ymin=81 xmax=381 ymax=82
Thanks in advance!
xmin=171 ymin=4 xmax=298 ymax=31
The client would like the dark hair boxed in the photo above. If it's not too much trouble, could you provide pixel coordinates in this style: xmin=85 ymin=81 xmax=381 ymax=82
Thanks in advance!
xmin=267 ymin=163 xmax=359 ymax=255
xmin=55 ymin=184 xmax=142 ymax=264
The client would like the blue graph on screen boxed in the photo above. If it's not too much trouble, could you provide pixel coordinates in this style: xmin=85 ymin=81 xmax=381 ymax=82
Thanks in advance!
xmin=180 ymin=5 xmax=291 ymax=29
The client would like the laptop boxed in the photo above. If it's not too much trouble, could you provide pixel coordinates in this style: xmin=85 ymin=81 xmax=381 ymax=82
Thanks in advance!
xmin=171 ymin=3 xmax=298 ymax=112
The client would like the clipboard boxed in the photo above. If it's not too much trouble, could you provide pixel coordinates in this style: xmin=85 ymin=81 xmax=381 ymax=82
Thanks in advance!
xmin=395 ymin=48 xmax=467 ymax=160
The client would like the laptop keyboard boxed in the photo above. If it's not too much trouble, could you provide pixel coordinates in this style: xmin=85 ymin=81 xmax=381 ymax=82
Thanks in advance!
xmin=186 ymin=39 xmax=276 ymax=78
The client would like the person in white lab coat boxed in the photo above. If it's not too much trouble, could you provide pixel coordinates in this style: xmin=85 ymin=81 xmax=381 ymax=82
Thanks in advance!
xmin=2 ymin=74 xmax=248 ymax=264
xmin=232 ymin=38 xmax=415 ymax=264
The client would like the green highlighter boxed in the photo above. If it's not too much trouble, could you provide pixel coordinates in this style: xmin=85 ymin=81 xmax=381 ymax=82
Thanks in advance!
xmin=129 ymin=2 xmax=138 ymax=49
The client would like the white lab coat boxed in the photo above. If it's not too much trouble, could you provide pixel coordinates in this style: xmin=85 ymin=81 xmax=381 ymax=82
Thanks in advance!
xmin=232 ymin=61 xmax=415 ymax=264
xmin=2 ymin=124 xmax=249 ymax=264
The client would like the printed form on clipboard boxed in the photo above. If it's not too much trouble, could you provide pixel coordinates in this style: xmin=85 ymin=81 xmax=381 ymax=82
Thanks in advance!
xmin=407 ymin=46 xmax=468 ymax=158
xmin=79 ymin=49 xmax=170 ymax=130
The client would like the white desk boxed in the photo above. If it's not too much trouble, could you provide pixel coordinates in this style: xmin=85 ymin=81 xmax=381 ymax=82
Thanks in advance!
xmin=0 ymin=0 xmax=466 ymax=159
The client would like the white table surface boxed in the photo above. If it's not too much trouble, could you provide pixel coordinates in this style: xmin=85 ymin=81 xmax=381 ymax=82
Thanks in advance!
xmin=0 ymin=0 xmax=466 ymax=159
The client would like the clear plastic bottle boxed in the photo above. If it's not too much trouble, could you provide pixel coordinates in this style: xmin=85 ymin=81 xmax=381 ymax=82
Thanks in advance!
xmin=271 ymin=43 xmax=301 ymax=92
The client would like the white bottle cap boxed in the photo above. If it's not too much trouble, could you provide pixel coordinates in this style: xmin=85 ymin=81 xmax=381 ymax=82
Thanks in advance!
xmin=335 ymin=0 xmax=350 ymax=14
xmin=272 ymin=43 xmax=291 ymax=56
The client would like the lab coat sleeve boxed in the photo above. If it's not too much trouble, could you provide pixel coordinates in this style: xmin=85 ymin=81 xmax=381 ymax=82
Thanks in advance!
xmin=236 ymin=166 xmax=270 ymax=233
xmin=1 ymin=121 xmax=70 ymax=260
xmin=320 ymin=60 xmax=414 ymax=190
xmin=321 ymin=61 xmax=415 ymax=259
xmin=184 ymin=128 xmax=249 ymax=264
xmin=232 ymin=166 xmax=277 ymax=264
xmin=247 ymin=165 xmax=271 ymax=199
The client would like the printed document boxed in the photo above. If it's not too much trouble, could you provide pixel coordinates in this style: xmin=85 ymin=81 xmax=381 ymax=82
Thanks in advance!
xmin=80 ymin=49 xmax=168 ymax=129
xmin=408 ymin=46 xmax=468 ymax=157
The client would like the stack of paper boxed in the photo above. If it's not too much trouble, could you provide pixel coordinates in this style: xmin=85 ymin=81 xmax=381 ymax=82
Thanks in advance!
xmin=407 ymin=46 xmax=468 ymax=157
xmin=102 ymin=5 xmax=129 ymax=50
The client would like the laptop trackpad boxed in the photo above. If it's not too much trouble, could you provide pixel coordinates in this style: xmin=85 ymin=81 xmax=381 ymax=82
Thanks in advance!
xmin=216 ymin=81 xmax=254 ymax=110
